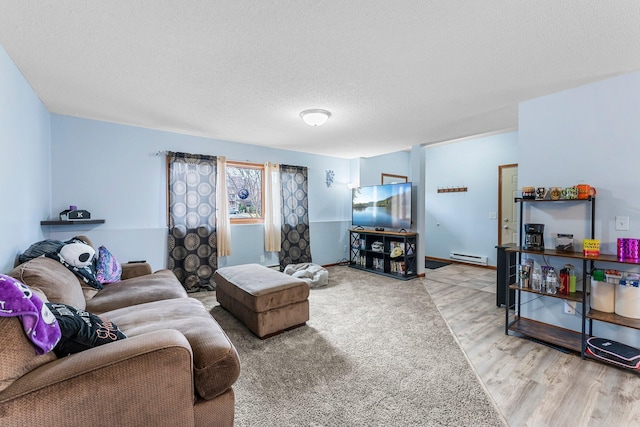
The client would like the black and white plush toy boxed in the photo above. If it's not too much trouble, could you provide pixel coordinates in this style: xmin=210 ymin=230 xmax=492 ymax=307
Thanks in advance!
xmin=59 ymin=242 xmax=95 ymax=268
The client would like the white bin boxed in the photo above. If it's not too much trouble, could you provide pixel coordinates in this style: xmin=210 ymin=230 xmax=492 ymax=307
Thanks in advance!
xmin=591 ymin=278 xmax=615 ymax=313
xmin=615 ymin=280 xmax=640 ymax=319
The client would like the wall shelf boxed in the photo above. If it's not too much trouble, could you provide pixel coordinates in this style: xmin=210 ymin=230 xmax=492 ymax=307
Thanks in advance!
xmin=40 ymin=219 xmax=105 ymax=226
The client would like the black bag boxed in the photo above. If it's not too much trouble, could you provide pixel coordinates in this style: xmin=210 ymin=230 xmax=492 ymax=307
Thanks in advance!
xmin=586 ymin=337 xmax=640 ymax=369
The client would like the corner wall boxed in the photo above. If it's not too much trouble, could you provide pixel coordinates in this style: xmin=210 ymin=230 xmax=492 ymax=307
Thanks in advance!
xmin=0 ymin=45 xmax=51 ymax=272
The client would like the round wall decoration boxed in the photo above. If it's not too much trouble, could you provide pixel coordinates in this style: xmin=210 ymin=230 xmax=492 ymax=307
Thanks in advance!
xmin=238 ymin=188 xmax=249 ymax=199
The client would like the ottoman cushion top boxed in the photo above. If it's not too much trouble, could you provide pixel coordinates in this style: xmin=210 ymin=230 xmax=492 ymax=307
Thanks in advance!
xmin=214 ymin=264 xmax=309 ymax=312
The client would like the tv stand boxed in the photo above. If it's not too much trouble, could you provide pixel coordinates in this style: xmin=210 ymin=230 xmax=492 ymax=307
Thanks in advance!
xmin=349 ymin=229 xmax=417 ymax=280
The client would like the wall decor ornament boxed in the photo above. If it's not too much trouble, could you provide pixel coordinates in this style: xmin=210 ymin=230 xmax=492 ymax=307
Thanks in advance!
xmin=325 ymin=170 xmax=334 ymax=188
xmin=238 ymin=188 xmax=249 ymax=199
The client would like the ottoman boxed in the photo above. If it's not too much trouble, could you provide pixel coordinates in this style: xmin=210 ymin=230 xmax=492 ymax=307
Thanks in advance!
xmin=214 ymin=264 xmax=310 ymax=338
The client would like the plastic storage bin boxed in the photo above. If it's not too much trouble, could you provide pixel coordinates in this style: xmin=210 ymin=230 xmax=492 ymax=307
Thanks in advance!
xmin=591 ymin=278 xmax=615 ymax=313
xmin=615 ymin=279 xmax=640 ymax=319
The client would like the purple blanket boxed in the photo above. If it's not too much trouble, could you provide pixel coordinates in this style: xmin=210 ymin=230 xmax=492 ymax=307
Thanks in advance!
xmin=0 ymin=274 xmax=61 ymax=354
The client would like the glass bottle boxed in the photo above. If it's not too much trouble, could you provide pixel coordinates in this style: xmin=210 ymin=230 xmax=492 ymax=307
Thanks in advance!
xmin=545 ymin=267 xmax=558 ymax=295
xmin=532 ymin=267 xmax=542 ymax=291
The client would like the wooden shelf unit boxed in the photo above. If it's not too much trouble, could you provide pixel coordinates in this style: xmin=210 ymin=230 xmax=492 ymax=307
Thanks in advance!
xmin=505 ymin=197 xmax=595 ymax=356
xmin=508 ymin=284 xmax=584 ymax=303
xmin=508 ymin=316 xmax=583 ymax=353
xmin=505 ymin=196 xmax=640 ymax=371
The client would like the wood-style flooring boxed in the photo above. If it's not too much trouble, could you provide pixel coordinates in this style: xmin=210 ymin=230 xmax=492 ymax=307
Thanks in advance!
xmin=423 ymin=263 xmax=640 ymax=427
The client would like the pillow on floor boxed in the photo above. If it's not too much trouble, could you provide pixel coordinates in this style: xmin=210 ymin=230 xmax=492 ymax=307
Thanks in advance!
xmin=45 ymin=302 xmax=127 ymax=357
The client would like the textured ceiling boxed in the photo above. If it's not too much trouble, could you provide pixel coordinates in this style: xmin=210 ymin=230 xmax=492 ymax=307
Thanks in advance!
xmin=1 ymin=1 xmax=640 ymax=159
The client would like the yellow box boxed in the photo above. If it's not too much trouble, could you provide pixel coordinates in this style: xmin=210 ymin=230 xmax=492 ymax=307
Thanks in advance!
xmin=583 ymin=239 xmax=600 ymax=257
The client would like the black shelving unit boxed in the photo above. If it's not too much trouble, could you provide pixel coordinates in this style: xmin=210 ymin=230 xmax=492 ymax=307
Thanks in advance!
xmin=505 ymin=197 xmax=595 ymax=356
xmin=349 ymin=229 xmax=417 ymax=280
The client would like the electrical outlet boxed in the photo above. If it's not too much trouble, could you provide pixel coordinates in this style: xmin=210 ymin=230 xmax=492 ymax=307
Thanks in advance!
xmin=616 ymin=216 xmax=630 ymax=231
xmin=488 ymin=212 xmax=497 ymax=219
xmin=260 ymin=255 xmax=265 ymax=262
xmin=564 ymin=301 xmax=576 ymax=315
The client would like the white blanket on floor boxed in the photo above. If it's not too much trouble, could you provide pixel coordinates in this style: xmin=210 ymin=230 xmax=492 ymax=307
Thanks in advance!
xmin=284 ymin=263 xmax=329 ymax=288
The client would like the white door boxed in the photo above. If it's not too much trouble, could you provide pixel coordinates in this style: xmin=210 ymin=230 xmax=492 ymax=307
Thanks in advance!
xmin=499 ymin=164 xmax=518 ymax=245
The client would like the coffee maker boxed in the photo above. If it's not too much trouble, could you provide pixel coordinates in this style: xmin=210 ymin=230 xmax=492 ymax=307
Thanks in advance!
xmin=523 ymin=223 xmax=545 ymax=250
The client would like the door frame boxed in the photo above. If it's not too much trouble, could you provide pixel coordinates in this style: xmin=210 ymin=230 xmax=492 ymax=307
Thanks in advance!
xmin=498 ymin=163 xmax=518 ymax=246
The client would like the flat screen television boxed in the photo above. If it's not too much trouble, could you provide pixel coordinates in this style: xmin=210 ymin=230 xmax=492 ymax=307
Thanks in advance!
xmin=352 ymin=182 xmax=412 ymax=230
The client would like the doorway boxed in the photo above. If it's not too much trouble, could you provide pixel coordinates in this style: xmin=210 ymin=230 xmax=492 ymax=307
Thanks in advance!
xmin=498 ymin=164 xmax=518 ymax=245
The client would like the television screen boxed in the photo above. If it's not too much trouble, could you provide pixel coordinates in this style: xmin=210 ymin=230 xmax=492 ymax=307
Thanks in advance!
xmin=352 ymin=182 xmax=412 ymax=230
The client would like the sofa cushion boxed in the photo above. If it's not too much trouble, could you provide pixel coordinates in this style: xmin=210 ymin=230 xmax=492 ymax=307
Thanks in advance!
xmin=8 ymin=257 xmax=86 ymax=310
xmin=46 ymin=302 xmax=127 ymax=357
xmin=104 ymin=297 xmax=240 ymax=400
xmin=85 ymin=269 xmax=188 ymax=314
xmin=0 ymin=317 xmax=58 ymax=393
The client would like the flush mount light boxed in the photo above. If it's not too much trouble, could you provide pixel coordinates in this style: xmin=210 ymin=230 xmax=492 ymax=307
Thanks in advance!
xmin=300 ymin=109 xmax=331 ymax=126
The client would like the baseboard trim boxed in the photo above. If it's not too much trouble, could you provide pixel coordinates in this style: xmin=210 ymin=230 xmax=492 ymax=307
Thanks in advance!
xmin=425 ymin=256 xmax=496 ymax=270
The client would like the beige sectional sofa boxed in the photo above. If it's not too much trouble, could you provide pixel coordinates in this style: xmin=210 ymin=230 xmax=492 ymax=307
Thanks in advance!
xmin=0 ymin=239 xmax=240 ymax=426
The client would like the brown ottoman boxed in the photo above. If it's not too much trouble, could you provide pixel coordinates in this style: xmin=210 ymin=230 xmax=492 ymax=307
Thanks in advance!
xmin=214 ymin=264 xmax=310 ymax=338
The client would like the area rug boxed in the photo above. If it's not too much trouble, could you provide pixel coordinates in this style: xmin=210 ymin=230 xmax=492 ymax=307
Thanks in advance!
xmin=425 ymin=260 xmax=451 ymax=269
xmin=193 ymin=266 xmax=505 ymax=426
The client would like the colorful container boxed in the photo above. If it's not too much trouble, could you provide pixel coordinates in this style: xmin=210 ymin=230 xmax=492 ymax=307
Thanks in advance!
xmin=617 ymin=238 xmax=640 ymax=260
xmin=583 ymin=239 xmax=600 ymax=257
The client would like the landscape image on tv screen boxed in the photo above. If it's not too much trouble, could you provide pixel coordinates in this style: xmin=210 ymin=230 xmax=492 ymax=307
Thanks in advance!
xmin=352 ymin=182 xmax=412 ymax=230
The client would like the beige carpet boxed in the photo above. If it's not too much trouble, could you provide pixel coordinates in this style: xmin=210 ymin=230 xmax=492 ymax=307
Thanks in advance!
xmin=193 ymin=266 xmax=505 ymax=426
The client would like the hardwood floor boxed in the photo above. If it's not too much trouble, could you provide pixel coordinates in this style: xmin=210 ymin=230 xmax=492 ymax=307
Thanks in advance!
xmin=423 ymin=263 xmax=640 ymax=427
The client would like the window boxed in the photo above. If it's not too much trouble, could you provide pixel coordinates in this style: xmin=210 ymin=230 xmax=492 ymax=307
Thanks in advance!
xmin=226 ymin=161 xmax=264 ymax=223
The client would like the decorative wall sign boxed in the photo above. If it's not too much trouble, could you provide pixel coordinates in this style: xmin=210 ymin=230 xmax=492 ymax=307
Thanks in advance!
xmin=325 ymin=170 xmax=335 ymax=188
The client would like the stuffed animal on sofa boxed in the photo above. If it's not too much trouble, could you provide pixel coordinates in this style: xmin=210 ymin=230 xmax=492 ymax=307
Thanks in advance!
xmin=59 ymin=242 xmax=95 ymax=268
xmin=20 ymin=237 xmax=102 ymax=289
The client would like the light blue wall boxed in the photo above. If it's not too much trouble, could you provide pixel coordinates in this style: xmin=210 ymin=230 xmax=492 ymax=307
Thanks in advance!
xmin=519 ymin=70 xmax=640 ymax=346
xmin=359 ymin=151 xmax=410 ymax=186
xmin=0 ymin=45 xmax=51 ymax=272
xmin=47 ymin=115 xmax=352 ymax=271
xmin=424 ymin=132 xmax=519 ymax=266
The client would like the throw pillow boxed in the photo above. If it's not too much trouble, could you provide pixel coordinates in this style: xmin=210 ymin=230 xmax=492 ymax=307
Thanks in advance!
xmin=45 ymin=302 xmax=127 ymax=357
xmin=95 ymin=246 xmax=122 ymax=284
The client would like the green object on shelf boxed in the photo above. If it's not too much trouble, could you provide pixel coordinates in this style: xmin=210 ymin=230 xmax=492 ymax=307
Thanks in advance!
xmin=593 ymin=269 xmax=605 ymax=281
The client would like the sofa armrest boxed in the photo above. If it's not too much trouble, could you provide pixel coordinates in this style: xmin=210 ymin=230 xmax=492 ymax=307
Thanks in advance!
xmin=120 ymin=262 xmax=153 ymax=280
xmin=0 ymin=330 xmax=196 ymax=426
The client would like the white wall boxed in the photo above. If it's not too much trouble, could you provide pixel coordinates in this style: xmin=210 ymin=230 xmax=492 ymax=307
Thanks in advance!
xmin=48 ymin=115 xmax=352 ymax=271
xmin=0 ymin=45 xmax=51 ymax=272
xmin=518 ymin=70 xmax=640 ymax=346
xmin=424 ymin=132 xmax=518 ymax=266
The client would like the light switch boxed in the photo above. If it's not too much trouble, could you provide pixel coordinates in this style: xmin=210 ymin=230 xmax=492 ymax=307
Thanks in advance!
xmin=616 ymin=216 xmax=630 ymax=231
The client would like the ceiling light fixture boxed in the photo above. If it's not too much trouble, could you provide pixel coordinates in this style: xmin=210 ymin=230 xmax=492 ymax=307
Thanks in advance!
xmin=300 ymin=109 xmax=331 ymax=126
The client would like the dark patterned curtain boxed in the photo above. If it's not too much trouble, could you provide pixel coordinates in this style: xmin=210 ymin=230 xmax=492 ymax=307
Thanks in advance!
xmin=279 ymin=164 xmax=311 ymax=270
xmin=167 ymin=152 xmax=217 ymax=292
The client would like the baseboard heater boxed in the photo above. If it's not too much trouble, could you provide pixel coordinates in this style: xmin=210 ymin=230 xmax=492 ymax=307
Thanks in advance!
xmin=449 ymin=252 xmax=488 ymax=266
